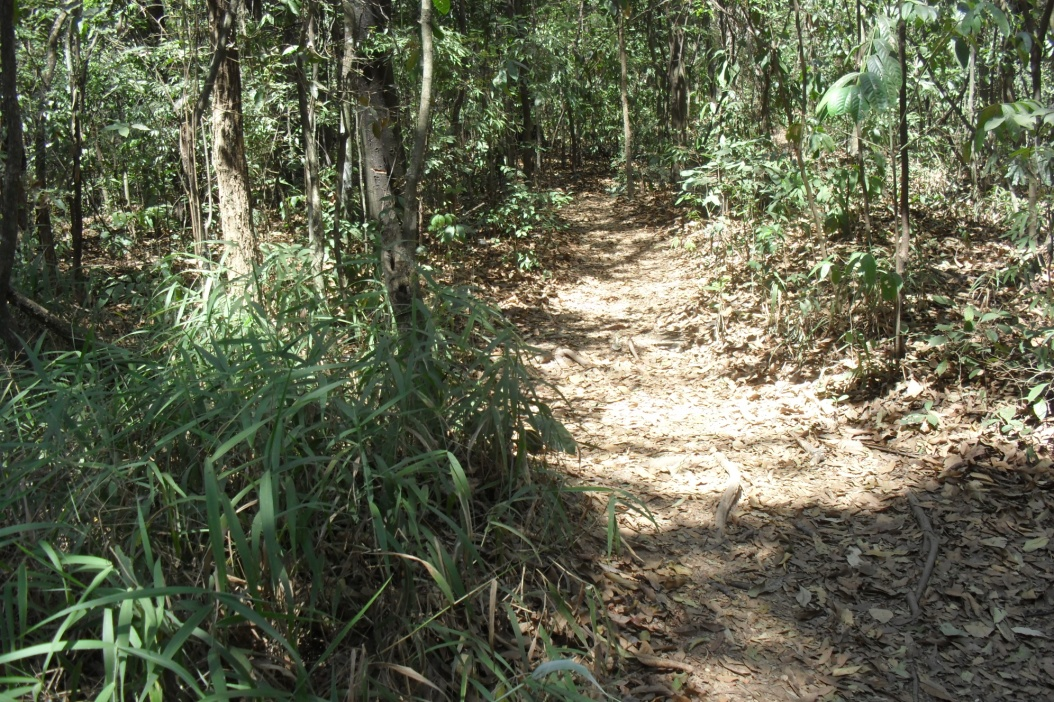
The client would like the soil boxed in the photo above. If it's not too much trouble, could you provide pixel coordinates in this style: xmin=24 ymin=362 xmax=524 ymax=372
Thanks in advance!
xmin=489 ymin=178 xmax=1054 ymax=701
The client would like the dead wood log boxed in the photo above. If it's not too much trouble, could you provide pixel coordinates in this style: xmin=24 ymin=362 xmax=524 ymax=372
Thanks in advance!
xmin=6 ymin=286 xmax=93 ymax=348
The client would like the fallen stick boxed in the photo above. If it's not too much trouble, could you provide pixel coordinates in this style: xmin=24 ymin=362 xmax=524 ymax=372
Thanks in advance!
xmin=634 ymin=652 xmax=695 ymax=674
xmin=906 ymin=491 xmax=938 ymax=619
xmin=6 ymin=286 xmax=94 ymax=347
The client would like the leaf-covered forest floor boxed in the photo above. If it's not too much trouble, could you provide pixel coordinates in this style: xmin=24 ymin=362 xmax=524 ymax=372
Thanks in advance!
xmin=469 ymin=176 xmax=1054 ymax=701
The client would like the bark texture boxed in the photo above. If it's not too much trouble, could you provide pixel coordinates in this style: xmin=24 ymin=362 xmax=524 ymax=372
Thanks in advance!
xmin=206 ymin=0 xmax=259 ymax=281
xmin=297 ymin=0 xmax=324 ymax=282
xmin=618 ymin=9 xmax=634 ymax=200
xmin=66 ymin=4 xmax=85 ymax=285
xmin=1 ymin=0 xmax=24 ymax=351
xmin=346 ymin=0 xmax=414 ymax=311
xmin=895 ymin=12 xmax=910 ymax=359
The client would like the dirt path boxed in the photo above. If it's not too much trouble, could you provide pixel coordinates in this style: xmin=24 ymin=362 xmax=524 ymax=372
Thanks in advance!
xmin=502 ymin=184 xmax=1054 ymax=701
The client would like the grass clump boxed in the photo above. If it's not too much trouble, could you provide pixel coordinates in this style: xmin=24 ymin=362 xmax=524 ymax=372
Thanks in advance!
xmin=0 ymin=245 xmax=608 ymax=700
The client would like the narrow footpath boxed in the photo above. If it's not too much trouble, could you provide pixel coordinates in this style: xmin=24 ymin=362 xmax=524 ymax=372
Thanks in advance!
xmin=499 ymin=182 xmax=1054 ymax=702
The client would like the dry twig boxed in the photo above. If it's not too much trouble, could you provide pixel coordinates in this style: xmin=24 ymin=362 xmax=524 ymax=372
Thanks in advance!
xmin=906 ymin=491 xmax=939 ymax=619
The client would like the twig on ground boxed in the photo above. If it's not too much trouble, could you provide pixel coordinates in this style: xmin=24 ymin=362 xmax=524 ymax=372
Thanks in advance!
xmin=7 ymin=286 xmax=93 ymax=348
xmin=906 ymin=491 xmax=939 ymax=619
xmin=633 ymin=652 xmax=695 ymax=674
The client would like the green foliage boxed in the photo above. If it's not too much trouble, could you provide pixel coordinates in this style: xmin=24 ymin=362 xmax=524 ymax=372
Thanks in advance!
xmin=678 ymin=138 xmax=806 ymax=228
xmin=428 ymin=211 xmax=470 ymax=246
xmin=0 ymin=251 xmax=600 ymax=699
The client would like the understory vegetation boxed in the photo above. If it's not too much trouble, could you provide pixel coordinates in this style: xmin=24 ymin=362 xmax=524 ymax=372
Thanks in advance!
xmin=1 ymin=250 xmax=614 ymax=699
xmin=2 ymin=0 xmax=1053 ymax=698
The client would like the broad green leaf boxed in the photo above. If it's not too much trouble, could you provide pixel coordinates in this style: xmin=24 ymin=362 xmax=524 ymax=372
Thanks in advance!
xmin=1026 ymin=383 xmax=1049 ymax=402
xmin=432 ymin=0 xmax=451 ymax=14
xmin=987 ymin=4 xmax=1010 ymax=37
xmin=531 ymin=659 xmax=617 ymax=698
xmin=816 ymin=73 xmax=860 ymax=119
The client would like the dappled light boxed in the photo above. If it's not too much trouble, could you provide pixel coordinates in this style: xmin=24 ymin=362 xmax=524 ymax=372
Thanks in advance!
xmin=2 ymin=0 xmax=1053 ymax=699
xmin=500 ymin=178 xmax=1054 ymax=701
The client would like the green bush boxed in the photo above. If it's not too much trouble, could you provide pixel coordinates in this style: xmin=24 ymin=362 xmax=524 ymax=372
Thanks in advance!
xmin=0 ymin=248 xmax=600 ymax=700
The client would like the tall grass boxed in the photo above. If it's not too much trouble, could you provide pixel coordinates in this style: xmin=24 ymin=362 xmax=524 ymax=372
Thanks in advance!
xmin=1 ymin=245 xmax=607 ymax=700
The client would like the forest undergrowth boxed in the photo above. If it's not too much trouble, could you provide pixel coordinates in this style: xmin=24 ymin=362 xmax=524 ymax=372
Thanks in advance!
xmin=2 ymin=161 xmax=1053 ymax=701
xmin=0 ymin=239 xmax=618 ymax=699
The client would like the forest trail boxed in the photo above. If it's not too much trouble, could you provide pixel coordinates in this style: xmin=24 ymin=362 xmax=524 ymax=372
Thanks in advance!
xmin=500 ymin=182 xmax=1054 ymax=701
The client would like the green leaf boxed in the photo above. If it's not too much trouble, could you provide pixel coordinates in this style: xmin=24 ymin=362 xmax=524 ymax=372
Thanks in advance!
xmin=1026 ymin=383 xmax=1048 ymax=403
xmin=431 ymin=0 xmax=451 ymax=14
xmin=532 ymin=659 xmax=618 ymax=699
xmin=816 ymin=73 xmax=860 ymax=120
xmin=987 ymin=4 xmax=1010 ymax=37
xmin=880 ymin=271 xmax=902 ymax=302
xmin=974 ymin=103 xmax=1006 ymax=151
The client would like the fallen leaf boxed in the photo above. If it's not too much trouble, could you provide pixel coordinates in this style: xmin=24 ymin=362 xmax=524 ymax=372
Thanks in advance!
xmin=1023 ymin=537 xmax=1049 ymax=552
xmin=831 ymin=665 xmax=862 ymax=676
xmin=796 ymin=587 xmax=812 ymax=607
xmin=1011 ymin=626 xmax=1047 ymax=638
xmin=940 ymin=622 xmax=966 ymax=637
xmin=920 ymin=677 xmax=955 ymax=701
xmin=981 ymin=536 xmax=1007 ymax=549
xmin=964 ymin=623 xmax=993 ymax=638
xmin=869 ymin=608 xmax=894 ymax=624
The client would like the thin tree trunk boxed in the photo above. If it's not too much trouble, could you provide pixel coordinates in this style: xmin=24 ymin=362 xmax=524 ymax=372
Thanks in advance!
xmin=894 ymin=10 xmax=910 ymax=359
xmin=347 ymin=0 xmax=413 ymax=313
xmin=177 ymin=2 xmax=219 ymax=260
xmin=66 ymin=4 xmax=86 ymax=286
xmin=791 ymin=0 xmax=824 ymax=245
xmin=853 ymin=1 xmax=871 ymax=244
xmin=334 ymin=0 xmax=359 ymax=288
xmin=668 ymin=5 xmax=688 ymax=148
xmin=967 ymin=42 xmax=979 ymax=202
xmin=1024 ymin=0 xmax=1054 ymax=243
xmin=297 ymin=0 xmax=324 ymax=285
xmin=618 ymin=8 xmax=634 ymax=200
xmin=34 ymin=11 xmax=67 ymax=287
xmin=1 ymin=0 xmax=24 ymax=352
xmin=206 ymin=0 xmax=259 ymax=281
xmin=402 ymin=0 xmax=435 ymax=245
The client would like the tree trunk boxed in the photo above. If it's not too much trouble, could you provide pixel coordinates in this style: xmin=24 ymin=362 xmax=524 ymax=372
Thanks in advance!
xmin=790 ymin=0 xmax=824 ymax=245
xmin=968 ymin=41 xmax=979 ymax=202
xmin=1 ymin=0 xmax=24 ymax=352
xmin=297 ymin=0 xmax=324 ymax=285
xmin=34 ymin=11 xmax=67 ymax=287
xmin=206 ymin=0 xmax=259 ymax=281
xmin=334 ymin=0 xmax=359 ymax=288
xmin=402 ymin=0 xmax=435 ymax=246
xmin=852 ymin=2 xmax=871 ymax=244
xmin=66 ymin=4 xmax=86 ymax=287
xmin=177 ymin=2 xmax=226 ymax=261
xmin=618 ymin=7 xmax=634 ymax=200
xmin=346 ymin=0 xmax=413 ymax=312
xmin=1023 ymin=0 xmax=1054 ymax=243
xmin=894 ymin=10 xmax=910 ymax=359
xmin=179 ymin=118 xmax=206 ymax=257
xmin=668 ymin=6 xmax=688 ymax=148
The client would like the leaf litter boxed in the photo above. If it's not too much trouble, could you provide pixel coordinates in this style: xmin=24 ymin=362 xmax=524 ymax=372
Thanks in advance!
xmin=479 ymin=178 xmax=1054 ymax=701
